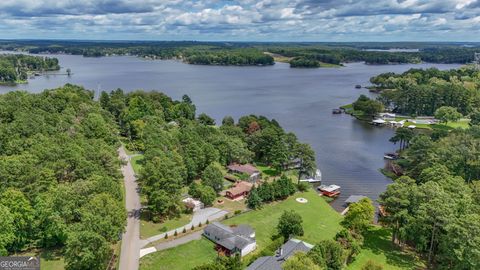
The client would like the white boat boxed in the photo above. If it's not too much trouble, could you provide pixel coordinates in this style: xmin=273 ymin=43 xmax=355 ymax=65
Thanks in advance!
xmin=299 ymin=169 xmax=322 ymax=183
xmin=317 ymin=184 xmax=341 ymax=197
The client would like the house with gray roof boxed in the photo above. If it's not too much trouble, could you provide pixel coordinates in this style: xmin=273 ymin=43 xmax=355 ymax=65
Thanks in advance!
xmin=203 ymin=222 xmax=256 ymax=257
xmin=246 ymin=239 xmax=314 ymax=270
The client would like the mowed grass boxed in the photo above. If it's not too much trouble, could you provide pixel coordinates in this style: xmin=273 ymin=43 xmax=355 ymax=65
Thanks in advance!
xmin=140 ymin=188 xmax=424 ymax=270
xmin=140 ymin=238 xmax=217 ymax=270
xmin=140 ymin=214 xmax=193 ymax=239
xmin=17 ymin=248 xmax=65 ymax=270
xmin=347 ymin=226 xmax=424 ymax=270
xmin=224 ymin=190 xmax=343 ymax=248
xmin=130 ymin=154 xmax=145 ymax=175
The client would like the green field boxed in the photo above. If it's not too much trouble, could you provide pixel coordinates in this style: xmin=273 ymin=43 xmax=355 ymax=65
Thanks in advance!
xmin=223 ymin=190 xmax=342 ymax=248
xmin=404 ymin=119 xmax=470 ymax=130
xmin=131 ymin=154 xmax=145 ymax=174
xmin=140 ymin=214 xmax=193 ymax=239
xmin=346 ymin=227 xmax=424 ymax=270
xmin=140 ymin=238 xmax=217 ymax=270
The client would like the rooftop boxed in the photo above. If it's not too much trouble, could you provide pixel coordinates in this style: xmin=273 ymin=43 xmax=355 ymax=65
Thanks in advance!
xmin=203 ymin=222 xmax=255 ymax=251
xmin=226 ymin=181 xmax=253 ymax=196
xmin=246 ymin=239 xmax=314 ymax=270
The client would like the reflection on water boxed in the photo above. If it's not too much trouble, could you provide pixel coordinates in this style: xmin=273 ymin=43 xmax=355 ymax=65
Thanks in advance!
xmin=0 ymin=53 xmax=460 ymax=211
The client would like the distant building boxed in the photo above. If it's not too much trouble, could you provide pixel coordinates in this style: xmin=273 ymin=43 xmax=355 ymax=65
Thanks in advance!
xmin=182 ymin=197 xmax=204 ymax=212
xmin=247 ymin=239 xmax=314 ymax=270
xmin=203 ymin=222 xmax=256 ymax=257
xmin=225 ymin=181 xmax=253 ymax=200
xmin=227 ymin=163 xmax=261 ymax=182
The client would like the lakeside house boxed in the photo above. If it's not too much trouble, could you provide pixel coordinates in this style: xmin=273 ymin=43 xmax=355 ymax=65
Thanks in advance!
xmin=227 ymin=163 xmax=261 ymax=182
xmin=225 ymin=181 xmax=253 ymax=200
xmin=203 ymin=222 xmax=256 ymax=257
xmin=247 ymin=239 xmax=314 ymax=270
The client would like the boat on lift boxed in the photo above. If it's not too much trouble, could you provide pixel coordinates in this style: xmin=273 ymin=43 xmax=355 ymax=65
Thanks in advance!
xmin=317 ymin=184 xmax=341 ymax=197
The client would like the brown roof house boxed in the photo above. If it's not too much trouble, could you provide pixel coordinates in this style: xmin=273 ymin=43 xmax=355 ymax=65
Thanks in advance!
xmin=225 ymin=181 xmax=253 ymax=200
xmin=227 ymin=163 xmax=261 ymax=182
xmin=203 ymin=222 xmax=256 ymax=257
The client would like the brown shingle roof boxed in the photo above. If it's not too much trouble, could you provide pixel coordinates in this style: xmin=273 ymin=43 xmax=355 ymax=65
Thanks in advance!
xmin=226 ymin=181 xmax=253 ymax=196
xmin=227 ymin=163 xmax=259 ymax=175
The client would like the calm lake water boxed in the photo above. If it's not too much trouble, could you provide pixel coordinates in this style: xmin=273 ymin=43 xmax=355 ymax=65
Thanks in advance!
xmin=0 ymin=53 xmax=460 ymax=210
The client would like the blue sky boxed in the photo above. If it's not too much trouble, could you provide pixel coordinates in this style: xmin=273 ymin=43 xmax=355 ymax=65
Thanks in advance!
xmin=0 ymin=0 xmax=479 ymax=41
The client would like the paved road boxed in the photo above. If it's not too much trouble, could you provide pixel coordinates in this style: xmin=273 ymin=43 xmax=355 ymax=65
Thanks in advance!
xmin=118 ymin=147 xmax=141 ymax=270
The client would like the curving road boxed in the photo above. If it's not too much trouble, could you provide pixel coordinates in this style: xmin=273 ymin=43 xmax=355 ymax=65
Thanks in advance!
xmin=118 ymin=146 xmax=141 ymax=270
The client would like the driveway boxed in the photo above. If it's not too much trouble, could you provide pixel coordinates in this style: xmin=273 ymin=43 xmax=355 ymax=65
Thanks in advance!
xmin=118 ymin=147 xmax=141 ymax=270
xmin=139 ymin=207 xmax=228 ymax=248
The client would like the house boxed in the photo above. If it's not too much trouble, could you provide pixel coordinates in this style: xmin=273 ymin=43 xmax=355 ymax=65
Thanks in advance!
xmin=203 ymin=222 xmax=256 ymax=257
xmin=182 ymin=197 xmax=204 ymax=212
xmin=225 ymin=181 xmax=253 ymax=200
xmin=227 ymin=163 xmax=261 ymax=182
xmin=247 ymin=239 xmax=314 ymax=270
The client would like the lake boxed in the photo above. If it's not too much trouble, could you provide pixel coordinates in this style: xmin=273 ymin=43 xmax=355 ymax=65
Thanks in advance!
xmin=0 ymin=53 xmax=460 ymax=210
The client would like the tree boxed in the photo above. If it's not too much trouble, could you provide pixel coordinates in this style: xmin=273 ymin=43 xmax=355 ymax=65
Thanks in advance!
xmin=246 ymin=187 xmax=262 ymax=209
xmin=469 ymin=111 xmax=480 ymax=126
xmin=79 ymin=193 xmax=126 ymax=242
xmin=341 ymin=198 xmax=375 ymax=235
xmin=435 ymin=106 xmax=462 ymax=124
xmin=389 ymin=127 xmax=414 ymax=151
xmin=308 ymin=239 xmax=345 ymax=270
xmin=0 ymin=204 xmax=15 ymax=255
xmin=282 ymin=252 xmax=322 ymax=270
xmin=202 ymin=163 xmax=224 ymax=193
xmin=0 ymin=188 xmax=34 ymax=251
xmin=197 ymin=113 xmax=216 ymax=126
xmin=64 ymin=230 xmax=110 ymax=270
xmin=378 ymin=176 xmax=418 ymax=245
xmin=222 ymin=116 xmax=235 ymax=126
xmin=295 ymin=143 xmax=316 ymax=182
xmin=277 ymin=210 xmax=304 ymax=240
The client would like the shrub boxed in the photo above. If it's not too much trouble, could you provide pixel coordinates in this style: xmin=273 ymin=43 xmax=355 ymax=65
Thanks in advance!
xmin=164 ymin=233 xmax=168 ymax=239
xmin=234 ymin=210 xmax=242 ymax=215
xmin=182 ymin=227 xmax=187 ymax=233
xmin=361 ymin=260 xmax=384 ymax=270
xmin=174 ymin=230 xmax=178 ymax=236
xmin=297 ymin=182 xmax=310 ymax=192
xmin=191 ymin=224 xmax=195 ymax=231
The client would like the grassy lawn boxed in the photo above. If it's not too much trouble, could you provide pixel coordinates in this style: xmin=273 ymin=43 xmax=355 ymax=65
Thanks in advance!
xmin=256 ymin=164 xmax=280 ymax=178
xmin=214 ymin=198 xmax=246 ymax=213
xmin=224 ymin=190 xmax=342 ymax=249
xmin=404 ymin=119 xmax=470 ymax=131
xmin=131 ymin=154 xmax=145 ymax=175
xmin=140 ymin=189 xmax=422 ymax=270
xmin=140 ymin=238 xmax=217 ymax=270
xmin=140 ymin=214 xmax=193 ymax=239
xmin=16 ymin=248 xmax=65 ymax=270
xmin=346 ymin=226 xmax=424 ymax=270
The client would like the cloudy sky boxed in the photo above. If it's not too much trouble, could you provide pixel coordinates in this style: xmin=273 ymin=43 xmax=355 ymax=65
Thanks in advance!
xmin=0 ymin=0 xmax=479 ymax=41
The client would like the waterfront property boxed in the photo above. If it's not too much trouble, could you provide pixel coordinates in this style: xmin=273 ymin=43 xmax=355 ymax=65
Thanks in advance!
xmin=247 ymin=238 xmax=314 ymax=270
xmin=227 ymin=163 xmax=261 ymax=182
xmin=203 ymin=222 xmax=256 ymax=257
xmin=225 ymin=181 xmax=253 ymax=200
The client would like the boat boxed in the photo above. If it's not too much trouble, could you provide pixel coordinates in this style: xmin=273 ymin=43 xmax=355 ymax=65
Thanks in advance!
xmin=383 ymin=152 xmax=399 ymax=160
xmin=332 ymin=108 xmax=342 ymax=114
xmin=299 ymin=169 xmax=322 ymax=183
xmin=317 ymin=184 xmax=341 ymax=197
xmin=355 ymin=84 xmax=362 ymax=89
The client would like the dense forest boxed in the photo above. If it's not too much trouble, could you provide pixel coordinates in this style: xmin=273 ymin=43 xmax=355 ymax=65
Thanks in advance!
xmin=0 ymin=40 xmax=478 ymax=68
xmin=0 ymin=54 xmax=59 ymax=84
xmin=371 ymin=67 xmax=480 ymax=116
xmin=99 ymin=90 xmax=316 ymax=221
xmin=380 ymin=126 xmax=480 ymax=269
xmin=0 ymin=85 xmax=125 ymax=270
